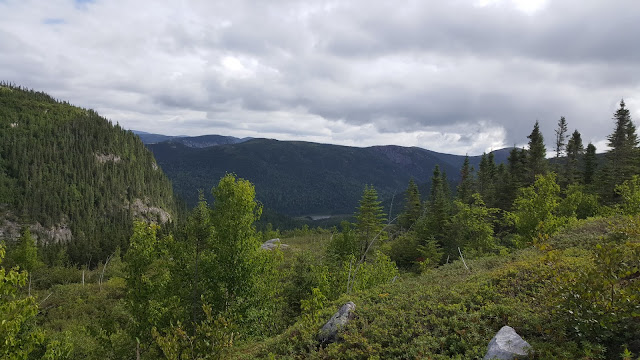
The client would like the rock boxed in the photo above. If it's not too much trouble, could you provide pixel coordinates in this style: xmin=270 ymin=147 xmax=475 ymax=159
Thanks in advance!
xmin=260 ymin=238 xmax=289 ymax=250
xmin=484 ymin=326 xmax=531 ymax=360
xmin=317 ymin=301 xmax=356 ymax=345
xmin=127 ymin=198 xmax=172 ymax=224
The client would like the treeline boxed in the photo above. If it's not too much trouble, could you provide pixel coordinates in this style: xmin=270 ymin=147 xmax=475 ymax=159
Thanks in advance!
xmin=0 ymin=83 xmax=178 ymax=264
xmin=383 ymin=100 xmax=638 ymax=270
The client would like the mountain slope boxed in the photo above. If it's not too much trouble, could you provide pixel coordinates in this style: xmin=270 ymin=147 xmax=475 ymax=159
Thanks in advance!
xmin=0 ymin=83 xmax=177 ymax=264
xmin=149 ymin=138 xmax=509 ymax=216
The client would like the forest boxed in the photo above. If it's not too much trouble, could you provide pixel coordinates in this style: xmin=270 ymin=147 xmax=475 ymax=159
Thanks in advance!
xmin=1 ymin=84 xmax=640 ymax=359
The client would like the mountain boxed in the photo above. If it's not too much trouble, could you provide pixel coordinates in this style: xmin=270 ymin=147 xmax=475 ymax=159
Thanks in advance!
xmin=0 ymin=84 xmax=177 ymax=264
xmin=164 ymin=134 xmax=252 ymax=148
xmin=148 ymin=138 xmax=510 ymax=217
xmin=133 ymin=130 xmax=251 ymax=148
xmin=131 ymin=130 xmax=179 ymax=144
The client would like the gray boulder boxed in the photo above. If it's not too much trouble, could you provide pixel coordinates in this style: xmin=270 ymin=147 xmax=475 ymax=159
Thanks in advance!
xmin=260 ymin=238 xmax=289 ymax=250
xmin=484 ymin=326 xmax=531 ymax=359
xmin=317 ymin=301 xmax=356 ymax=345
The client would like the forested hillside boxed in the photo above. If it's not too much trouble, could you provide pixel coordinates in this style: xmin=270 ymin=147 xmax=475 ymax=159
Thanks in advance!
xmin=148 ymin=138 xmax=510 ymax=216
xmin=0 ymin=83 xmax=177 ymax=264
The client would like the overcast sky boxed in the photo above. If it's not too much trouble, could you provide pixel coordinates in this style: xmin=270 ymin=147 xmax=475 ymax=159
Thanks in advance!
xmin=1 ymin=0 xmax=639 ymax=155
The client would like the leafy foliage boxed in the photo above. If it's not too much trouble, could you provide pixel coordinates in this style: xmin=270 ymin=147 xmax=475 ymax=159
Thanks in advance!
xmin=0 ymin=244 xmax=71 ymax=359
xmin=448 ymin=193 xmax=499 ymax=256
xmin=510 ymin=173 xmax=566 ymax=245
xmin=554 ymin=217 xmax=640 ymax=352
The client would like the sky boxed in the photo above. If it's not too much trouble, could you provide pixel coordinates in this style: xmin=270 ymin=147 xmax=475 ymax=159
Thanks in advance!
xmin=1 ymin=0 xmax=639 ymax=155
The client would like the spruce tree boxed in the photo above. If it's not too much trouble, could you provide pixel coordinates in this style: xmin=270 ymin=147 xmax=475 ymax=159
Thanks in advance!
xmin=555 ymin=116 xmax=568 ymax=158
xmin=565 ymin=130 xmax=584 ymax=185
xmin=583 ymin=143 xmax=597 ymax=185
xmin=605 ymin=99 xmax=639 ymax=187
xmin=355 ymin=185 xmax=386 ymax=259
xmin=456 ymin=156 xmax=474 ymax=204
xmin=399 ymin=178 xmax=422 ymax=230
xmin=526 ymin=120 xmax=548 ymax=181
xmin=503 ymin=147 xmax=528 ymax=210
xmin=422 ymin=165 xmax=451 ymax=249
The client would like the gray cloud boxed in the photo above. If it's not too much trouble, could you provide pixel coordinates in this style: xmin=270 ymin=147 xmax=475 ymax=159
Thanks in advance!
xmin=0 ymin=0 xmax=638 ymax=155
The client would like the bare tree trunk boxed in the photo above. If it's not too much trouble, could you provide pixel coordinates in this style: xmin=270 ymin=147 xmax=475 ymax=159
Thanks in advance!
xmin=192 ymin=241 xmax=201 ymax=332
xmin=136 ymin=342 xmax=140 ymax=360
xmin=99 ymin=253 xmax=114 ymax=291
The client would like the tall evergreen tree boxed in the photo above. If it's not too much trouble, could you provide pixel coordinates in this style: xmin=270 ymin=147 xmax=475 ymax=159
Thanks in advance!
xmin=555 ymin=116 xmax=568 ymax=158
xmin=583 ymin=143 xmax=598 ymax=186
xmin=605 ymin=99 xmax=639 ymax=189
xmin=399 ymin=178 xmax=422 ymax=230
xmin=565 ymin=130 xmax=584 ymax=185
xmin=422 ymin=165 xmax=452 ymax=249
xmin=493 ymin=163 xmax=511 ymax=210
xmin=355 ymin=185 xmax=386 ymax=259
xmin=501 ymin=148 xmax=528 ymax=211
xmin=456 ymin=156 xmax=474 ymax=204
xmin=476 ymin=153 xmax=496 ymax=206
xmin=526 ymin=121 xmax=548 ymax=181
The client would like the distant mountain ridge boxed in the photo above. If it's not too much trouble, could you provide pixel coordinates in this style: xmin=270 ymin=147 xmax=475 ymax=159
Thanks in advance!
xmin=133 ymin=130 xmax=251 ymax=148
xmin=147 ymin=136 xmax=512 ymax=217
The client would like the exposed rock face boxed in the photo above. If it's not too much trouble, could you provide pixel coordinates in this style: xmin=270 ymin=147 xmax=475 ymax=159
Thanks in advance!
xmin=31 ymin=223 xmax=72 ymax=244
xmin=0 ymin=218 xmax=72 ymax=244
xmin=128 ymin=198 xmax=172 ymax=224
xmin=318 ymin=301 xmax=356 ymax=345
xmin=484 ymin=326 xmax=531 ymax=360
xmin=260 ymin=238 xmax=289 ymax=250
xmin=0 ymin=218 xmax=21 ymax=241
xmin=95 ymin=153 xmax=121 ymax=163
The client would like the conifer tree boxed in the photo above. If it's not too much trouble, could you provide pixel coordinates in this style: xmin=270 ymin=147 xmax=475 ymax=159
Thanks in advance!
xmin=605 ymin=100 xmax=639 ymax=189
xmin=565 ymin=130 xmax=584 ymax=184
xmin=422 ymin=165 xmax=451 ymax=248
xmin=493 ymin=163 xmax=511 ymax=210
xmin=583 ymin=143 xmax=597 ymax=186
xmin=499 ymin=147 xmax=528 ymax=211
xmin=456 ymin=156 xmax=474 ymax=204
xmin=355 ymin=185 xmax=386 ymax=260
xmin=526 ymin=120 xmax=548 ymax=181
xmin=399 ymin=178 xmax=422 ymax=230
xmin=555 ymin=116 xmax=568 ymax=158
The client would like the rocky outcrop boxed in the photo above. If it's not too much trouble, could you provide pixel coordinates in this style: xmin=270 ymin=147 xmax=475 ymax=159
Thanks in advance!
xmin=260 ymin=238 xmax=289 ymax=250
xmin=95 ymin=153 xmax=121 ymax=163
xmin=484 ymin=326 xmax=531 ymax=360
xmin=318 ymin=301 xmax=356 ymax=345
xmin=0 ymin=217 xmax=72 ymax=244
xmin=30 ymin=223 xmax=72 ymax=244
xmin=127 ymin=198 xmax=172 ymax=224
